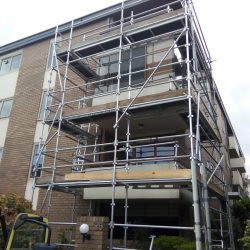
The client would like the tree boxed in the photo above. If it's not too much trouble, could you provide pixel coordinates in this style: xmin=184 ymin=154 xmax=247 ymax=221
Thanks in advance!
xmin=0 ymin=193 xmax=33 ymax=225
xmin=240 ymin=219 xmax=250 ymax=250
xmin=232 ymin=197 xmax=250 ymax=227
xmin=0 ymin=193 xmax=34 ymax=249
xmin=232 ymin=197 xmax=250 ymax=249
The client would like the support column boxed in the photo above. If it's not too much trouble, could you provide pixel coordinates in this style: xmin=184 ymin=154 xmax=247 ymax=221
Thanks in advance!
xmin=184 ymin=0 xmax=202 ymax=249
xmin=201 ymin=163 xmax=212 ymax=250
xmin=75 ymin=216 xmax=109 ymax=250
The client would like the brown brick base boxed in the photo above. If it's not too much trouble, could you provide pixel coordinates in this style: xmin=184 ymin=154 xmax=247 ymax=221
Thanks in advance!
xmin=75 ymin=216 xmax=109 ymax=250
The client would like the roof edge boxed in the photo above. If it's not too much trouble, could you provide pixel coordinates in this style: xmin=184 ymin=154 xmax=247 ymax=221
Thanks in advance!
xmin=0 ymin=0 xmax=147 ymax=56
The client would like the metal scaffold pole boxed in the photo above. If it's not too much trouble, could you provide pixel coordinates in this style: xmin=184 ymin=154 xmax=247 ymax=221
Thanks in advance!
xmin=47 ymin=19 xmax=74 ymax=218
xmin=185 ymin=0 xmax=202 ymax=249
xmin=225 ymin=184 xmax=235 ymax=250
xmin=31 ymin=25 xmax=60 ymax=204
xmin=201 ymin=163 xmax=212 ymax=250
xmin=110 ymin=1 xmax=125 ymax=249
xmin=28 ymin=0 xmax=239 ymax=248
xmin=123 ymin=184 xmax=129 ymax=248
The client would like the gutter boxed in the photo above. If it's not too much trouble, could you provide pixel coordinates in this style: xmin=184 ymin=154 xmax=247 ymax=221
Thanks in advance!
xmin=0 ymin=0 xmax=148 ymax=56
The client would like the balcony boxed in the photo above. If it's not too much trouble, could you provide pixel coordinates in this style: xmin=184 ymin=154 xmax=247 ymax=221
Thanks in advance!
xmin=228 ymin=170 xmax=245 ymax=199
xmin=229 ymin=136 xmax=240 ymax=158
xmin=230 ymin=157 xmax=245 ymax=173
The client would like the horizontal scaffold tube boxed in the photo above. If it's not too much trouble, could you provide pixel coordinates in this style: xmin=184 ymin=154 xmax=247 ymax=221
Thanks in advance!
xmin=114 ymin=223 xmax=194 ymax=231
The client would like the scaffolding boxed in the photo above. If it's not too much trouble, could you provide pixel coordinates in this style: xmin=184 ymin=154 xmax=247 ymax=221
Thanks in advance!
xmin=32 ymin=0 xmax=235 ymax=249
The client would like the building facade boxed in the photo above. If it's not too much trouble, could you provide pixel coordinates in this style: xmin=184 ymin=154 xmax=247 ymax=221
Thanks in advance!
xmin=0 ymin=0 xmax=246 ymax=249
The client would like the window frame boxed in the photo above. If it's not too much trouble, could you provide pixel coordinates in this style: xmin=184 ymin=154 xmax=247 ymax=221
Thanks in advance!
xmin=128 ymin=143 xmax=176 ymax=165
xmin=46 ymin=39 xmax=61 ymax=70
xmin=0 ymin=147 xmax=3 ymax=161
xmin=29 ymin=143 xmax=44 ymax=178
xmin=95 ymin=46 xmax=146 ymax=94
xmin=0 ymin=53 xmax=22 ymax=75
xmin=38 ymin=90 xmax=52 ymax=120
xmin=0 ymin=98 xmax=13 ymax=119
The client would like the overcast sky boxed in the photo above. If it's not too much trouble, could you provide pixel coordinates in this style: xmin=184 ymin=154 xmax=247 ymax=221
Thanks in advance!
xmin=1 ymin=0 xmax=250 ymax=173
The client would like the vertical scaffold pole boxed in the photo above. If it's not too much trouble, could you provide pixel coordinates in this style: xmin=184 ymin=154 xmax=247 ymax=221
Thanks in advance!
xmin=31 ymin=25 xmax=59 ymax=204
xmin=185 ymin=1 xmax=202 ymax=249
xmin=124 ymin=184 xmax=129 ymax=248
xmin=201 ymin=163 xmax=212 ymax=250
xmin=225 ymin=184 xmax=235 ymax=250
xmin=110 ymin=1 xmax=124 ymax=249
xmin=123 ymin=42 xmax=132 ymax=249
xmin=47 ymin=19 xmax=74 ymax=218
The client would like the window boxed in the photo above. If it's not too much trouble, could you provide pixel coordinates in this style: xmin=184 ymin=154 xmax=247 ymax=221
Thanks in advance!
xmin=0 ymin=54 xmax=21 ymax=74
xmin=0 ymin=99 xmax=13 ymax=118
xmin=38 ymin=90 xmax=52 ymax=120
xmin=129 ymin=145 xmax=175 ymax=164
xmin=47 ymin=42 xmax=57 ymax=69
xmin=120 ymin=46 xmax=145 ymax=88
xmin=0 ymin=147 xmax=3 ymax=161
xmin=95 ymin=46 xmax=145 ymax=94
xmin=30 ymin=144 xmax=43 ymax=178
xmin=135 ymin=146 xmax=175 ymax=158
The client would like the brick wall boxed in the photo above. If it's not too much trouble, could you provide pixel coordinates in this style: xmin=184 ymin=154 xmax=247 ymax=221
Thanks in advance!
xmin=0 ymin=40 xmax=50 ymax=194
xmin=75 ymin=216 xmax=109 ymax=250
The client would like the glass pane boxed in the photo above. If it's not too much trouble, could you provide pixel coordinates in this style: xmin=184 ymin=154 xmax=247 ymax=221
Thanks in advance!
xmin=97 ymin=57 xmax=110 ymax=80
xmin=157 ymin=146 xmax=175 ymax=157
xmin=0 ymin=100 xmax=13 ymax=118
xmin=110 ymin=54 xmax=118 ymax=63
xmin=0 ymin=148 xmax=3 ymax=160
xmin=121 ymin=50 xmax=130 ymax=74
xmin=39 ymin=92 xmax=51 ymax=120
xmin=132 ymin=47 xmax=145 ymax=70
xmin=110 ymin=61 xmax=118 ymax=74
xmin=10 ymin=54 xmax=21 ymax=71
xmin=31 ymin=144 xmax=43 ymax=178
xmin=47 ymin=43 xmax=57 ymax=69
xmin=136 ymin=146 xmax=154 ymax=158
xmin=131 ymin=47 xmax=145 ymax=86
xmin=0 ymin=57 xmax=11 ymax=74
xmin=100 ymin=56 xmax=109 ymax=64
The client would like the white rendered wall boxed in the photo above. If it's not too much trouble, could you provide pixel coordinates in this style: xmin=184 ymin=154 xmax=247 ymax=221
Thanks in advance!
xmin=25 ymin=65 xmax=56 ymax=209
xmin=0 ymin=119 xmax=9 ymax=147
xmin=0 ymin=71 xmax=19 ymax=99
xmin=0 ymin=65 xmax=19 ymax=155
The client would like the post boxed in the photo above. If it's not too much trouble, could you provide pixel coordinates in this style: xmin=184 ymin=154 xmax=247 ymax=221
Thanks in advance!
xmin=201 ymin=163 xmax=212 ymax=250
xmin=110 ymin=1 xmax=125 ymax=249
xmin=185 ymin=0 xmax=202 ymax=249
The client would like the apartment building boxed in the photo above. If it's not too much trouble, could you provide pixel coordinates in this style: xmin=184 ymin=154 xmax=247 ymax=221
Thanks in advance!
xmin=0 ymin=0 xmax=246 ymax=249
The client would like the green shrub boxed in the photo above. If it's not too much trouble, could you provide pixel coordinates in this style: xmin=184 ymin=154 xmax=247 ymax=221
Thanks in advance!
xmin=240 ymin=219 xmax=250 ymax=250
xmin=0 ymin=193 xmax=33 ymax=225
xmin=155 ymin=235 xmax=198 ymax=250
xmin=0 ymin=193 xmax=34 ymax=249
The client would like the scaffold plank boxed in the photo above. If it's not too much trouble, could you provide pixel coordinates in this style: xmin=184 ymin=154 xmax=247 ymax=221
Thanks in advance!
xmin=65 ymin=169 xmax=192 ymax=181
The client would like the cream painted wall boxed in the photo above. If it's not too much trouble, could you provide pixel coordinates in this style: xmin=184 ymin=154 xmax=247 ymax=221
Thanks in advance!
xmin=43 ymin=70 xmax=56 ymax=89
xmin=0 ymin=71 xmax=19 ymax=99
xmin=25 ymin=66 xmax=56 ymax=209
xmin=0 ymin=69 xmax=19 ymax=152
xmin=83 ymin=162 xmax=179 ymax=199
xmin=92 ymin=82 xmax=175 ymax=106
xmin=34 ymin=122 xmax=49 ymax=142
xmin=25 ymin=179 xmax=39 ymax=210
xmin=84 ymin=187 xmax=180 ymax=200
xmin=0 ymin=119 xmax=9 ymax=147
xmin=232 ymin=170 xmax=243 ymax=188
